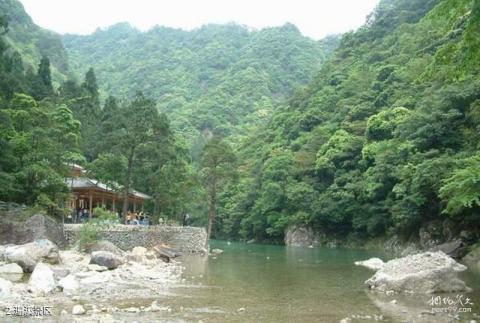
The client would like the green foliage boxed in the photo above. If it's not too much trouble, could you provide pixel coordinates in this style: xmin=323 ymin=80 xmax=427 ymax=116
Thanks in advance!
xmin=2 ymin=0 xmax=480 ymax=245
xmin=0 ymin=0 xmax=69 ymax=83
xmin=200 ymin=136 xmax=236 ymax=239
xmin=93 ymin=207 xmax=118 ymax=222
xmin=213 ymin=0 xmax=480 ymax=242
xmin=440 ymin=154 xmax=480 ymax=216
xmin=78 ymin=221 xmax=99 ymax=250
xmin=0 ymin=92 xmax=81 ymax=205
xmin=63 ymin=23 xmax=334 ymax=144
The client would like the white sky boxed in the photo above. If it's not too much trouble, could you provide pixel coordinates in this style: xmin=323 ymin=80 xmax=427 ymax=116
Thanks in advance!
xmin=19 ymin=0 xmax=380 ymax=40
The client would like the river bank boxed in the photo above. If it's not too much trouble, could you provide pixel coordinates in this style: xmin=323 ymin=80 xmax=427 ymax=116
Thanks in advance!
xmin=1 ymin=238 xmax=480 ymax=322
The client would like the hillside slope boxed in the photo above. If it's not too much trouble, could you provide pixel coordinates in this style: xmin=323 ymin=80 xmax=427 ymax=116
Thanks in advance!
xmin=0 ymin=0 xmax=69 ymax=82
xmin=215 ymin=0 xmax=480 ymax=242
xmin=63 ymin=23 xmax=335 ymax=140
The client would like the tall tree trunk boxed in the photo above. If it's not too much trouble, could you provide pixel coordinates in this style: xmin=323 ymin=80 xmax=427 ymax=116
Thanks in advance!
xmin=206 ymin=177 xmax=216 ymax=246
xmin=153 ymin=197 xmax=158 ymax=217
xmin=122 ymin=148 xmax=135 ymax=224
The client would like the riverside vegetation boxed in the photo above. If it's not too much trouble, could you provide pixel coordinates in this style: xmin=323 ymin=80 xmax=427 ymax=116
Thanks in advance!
xmin=0 ymin=0 xmax=479 ymax=248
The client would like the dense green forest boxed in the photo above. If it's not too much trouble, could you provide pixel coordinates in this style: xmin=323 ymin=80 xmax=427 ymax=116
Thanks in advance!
xmin=0 ymin=0 xmax=69 ymax=83
xmin=63 ymin=23 xmax=336 ymax=143
xmin=0 ymin=0 xmax=479 ymax=244
xmin=214 ymin=0 xmax=480 ymax=242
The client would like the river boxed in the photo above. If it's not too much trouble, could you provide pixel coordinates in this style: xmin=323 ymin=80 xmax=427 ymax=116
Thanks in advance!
xmin=138 ymin=240 xmax=480 ymax=322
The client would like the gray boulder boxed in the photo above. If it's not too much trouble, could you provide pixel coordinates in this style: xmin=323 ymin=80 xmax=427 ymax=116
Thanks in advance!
xmin=84 ymin=240 xmax=124 ymax=256
xmin=25 ymin=214 xmax=66 ymax=248
xmin=355 ymin=258 xmax=385 ymax=271
xmin=430 ymin=239 xmax=467 ymax=259
xmin=0 ymin=213 xmax=65 ymax=247
xmin=4 ymin=239 xmax=60 ymax=272
xmin=284 ymin=225 xmax=322 ymax=247
xmin=29 ymin=263 xmax=56 ymax=294
xmin=365 ymin=251 xmax=469 ymax=293
xmin=90 ymin=251 xmax=124 ymax=269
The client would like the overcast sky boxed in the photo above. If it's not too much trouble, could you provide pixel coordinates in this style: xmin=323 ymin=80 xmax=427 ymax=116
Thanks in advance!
xmin=19 ymin=0 xmax=380 ymax=40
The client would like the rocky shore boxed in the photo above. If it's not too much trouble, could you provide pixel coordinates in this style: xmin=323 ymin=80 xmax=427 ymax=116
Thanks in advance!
xmin=0 ymin=239 xmax=185 ymax=322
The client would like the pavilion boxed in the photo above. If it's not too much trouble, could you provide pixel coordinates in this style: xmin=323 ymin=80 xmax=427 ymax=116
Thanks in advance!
xmin=66 ymin=164 xmax=151 ymax=219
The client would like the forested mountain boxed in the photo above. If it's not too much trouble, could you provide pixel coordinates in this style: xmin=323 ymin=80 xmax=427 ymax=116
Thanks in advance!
xmin=0 ymin=0 xmax=69 ymax=83
xmin=213 ymin=0 xmax=480 ymax=242
xmin=1 ymin=0 xmax=479 ymax=246
xmin=63 ymin=23 xmax=334 ymax=141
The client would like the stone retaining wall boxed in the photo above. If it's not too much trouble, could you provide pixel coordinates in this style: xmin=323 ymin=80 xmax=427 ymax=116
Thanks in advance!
xmin=63 ymin=224 xmax=207 ymax=253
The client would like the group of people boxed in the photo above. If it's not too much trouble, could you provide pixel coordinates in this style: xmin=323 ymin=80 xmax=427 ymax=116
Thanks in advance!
xmin=126 ymin=211 xmax=149 ymax=225
xmin=73 ymin=208 xmax=90 ymax=223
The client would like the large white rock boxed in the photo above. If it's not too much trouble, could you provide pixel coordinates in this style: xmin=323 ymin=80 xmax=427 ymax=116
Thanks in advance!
xmin=72 ymin=304 xmax=86 ymax=315
xmin=0 ymin=277 xmax=13 ymax=298
xmin=4 ymin=239 xmax=59 ymax=272
xmin=0 ymin=263 xmax=23 ymax=275
xmin=365 ymin=251 xmax=469 ymax=293
xmin=0 ymin=263 xmax=23 ymax=282
xmin=29 ymin=262 xmax=56 ymax=294
xmin=355 ymin=258 xmax=385 ymax=271
xmin=127 ymin=246 xmax=147 ymax=263
xmin=58 ymin=274 xmax=79 ymax=292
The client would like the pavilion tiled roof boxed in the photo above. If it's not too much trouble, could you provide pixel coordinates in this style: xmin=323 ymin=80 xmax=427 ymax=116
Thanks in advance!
xmin=66 ymin=177 xmax=151 ymax=200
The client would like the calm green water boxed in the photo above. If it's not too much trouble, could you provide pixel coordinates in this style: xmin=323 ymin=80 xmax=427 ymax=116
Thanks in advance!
xmin=153 ymin=241 xmax=480 ymax=322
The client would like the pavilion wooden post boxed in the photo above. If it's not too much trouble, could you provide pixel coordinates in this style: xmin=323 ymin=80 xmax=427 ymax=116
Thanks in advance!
xmin=112 ymin=195 xmax=116 ymax=212
xmin=88 ymin=191 xmax=93 ymax=220
xmin=102 ymin=194 xmax=105 ymax=208
xmin=133 ymin=200 xmax=137 ymax=212
xmin=141 ymin=203 xmax=144 ymax=212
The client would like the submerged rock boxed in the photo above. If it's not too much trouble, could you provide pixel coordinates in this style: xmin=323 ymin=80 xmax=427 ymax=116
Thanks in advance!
xmin=354 ymin=258 xmax=385 ymax=271
xmin=29 ymin=262 xmax=56 ymax=294
xmin=152 ymin=245 xmax=182 ymax=263
xmin=4 ymin=239 xmax=60 ymax=272
xmin=90 ymin=251 xmax=124 ymax=269
xmin=211 ymin=248 xmax=223 ymax=255
xmin=365 ymin=251 xmax=469 ymax=293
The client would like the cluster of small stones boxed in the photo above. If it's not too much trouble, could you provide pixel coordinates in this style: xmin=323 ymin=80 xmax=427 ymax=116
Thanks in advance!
xmin=64 ymin=224 xmax=207 ymax=253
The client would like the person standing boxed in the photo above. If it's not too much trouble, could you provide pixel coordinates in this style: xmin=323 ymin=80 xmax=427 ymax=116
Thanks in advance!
xmin=182 ymin=213 xmax=190 ymax=226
